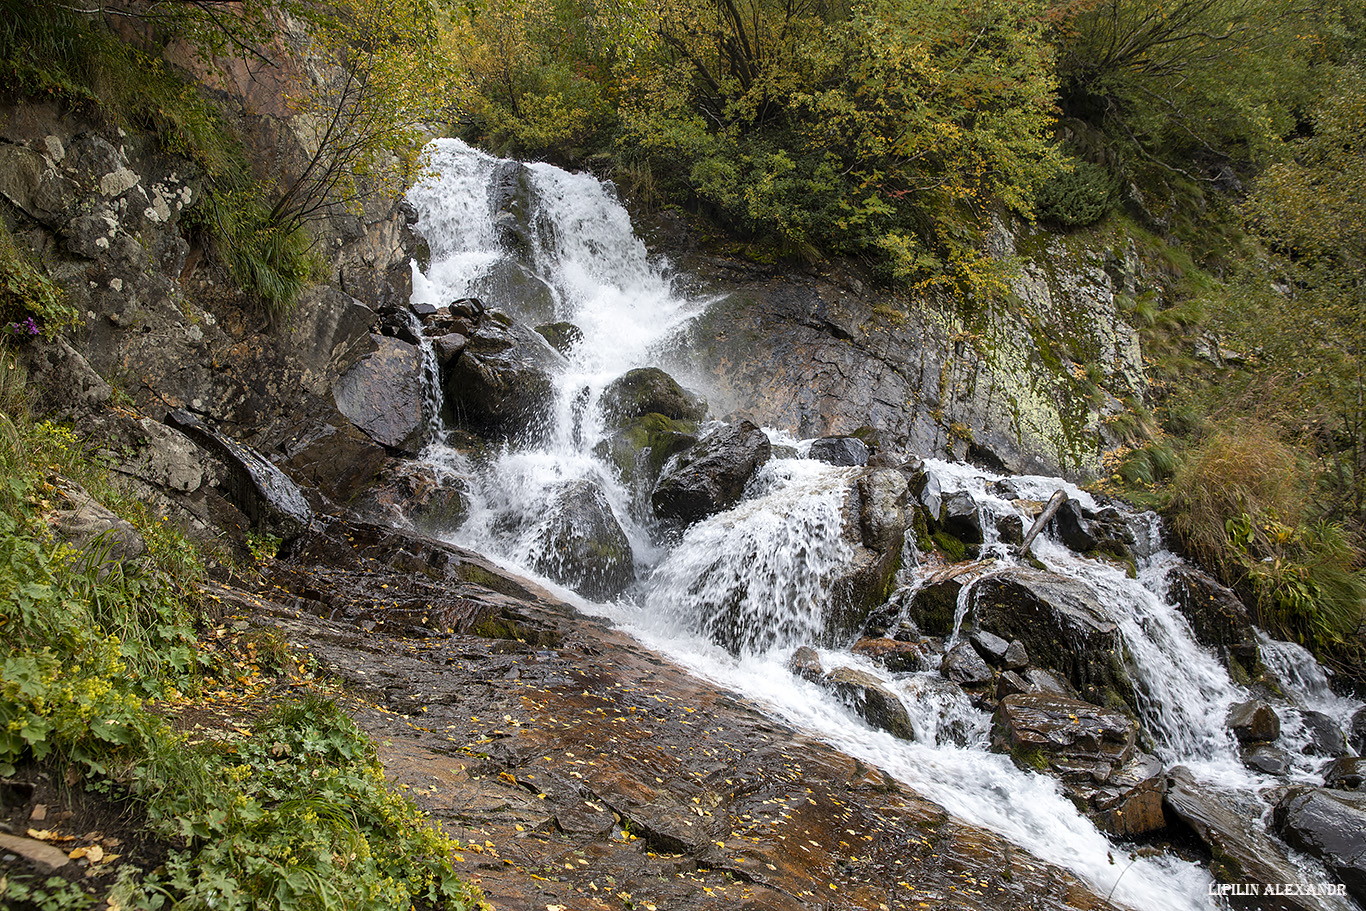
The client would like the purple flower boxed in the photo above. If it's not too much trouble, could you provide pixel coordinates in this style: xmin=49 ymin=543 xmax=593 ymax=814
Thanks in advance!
xmin=7 ymin=317 xmax=39 ymax=337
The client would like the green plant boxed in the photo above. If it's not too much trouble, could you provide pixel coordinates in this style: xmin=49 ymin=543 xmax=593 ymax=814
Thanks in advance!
xmin=1036 ymin=158 xmax=1117 ymax=227
xmin=0 ymin=221 xmax=79 ymax=338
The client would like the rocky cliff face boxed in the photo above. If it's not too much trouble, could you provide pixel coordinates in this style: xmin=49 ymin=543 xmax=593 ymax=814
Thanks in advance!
xmin=670 ymin=220 xmax=1148 ymax=480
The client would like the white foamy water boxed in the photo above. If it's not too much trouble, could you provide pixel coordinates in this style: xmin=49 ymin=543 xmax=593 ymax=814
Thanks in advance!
xmin=406 ymin=140 xmax=1366 ymax=911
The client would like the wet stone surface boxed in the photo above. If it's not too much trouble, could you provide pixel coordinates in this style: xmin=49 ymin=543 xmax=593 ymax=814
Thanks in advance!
xmin=249 ymin=519 xmax=1122 ymax=911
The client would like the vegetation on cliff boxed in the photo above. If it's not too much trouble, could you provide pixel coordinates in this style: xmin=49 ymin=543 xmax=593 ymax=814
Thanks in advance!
xmin=0 ymin=349 xmax=483 ymax=908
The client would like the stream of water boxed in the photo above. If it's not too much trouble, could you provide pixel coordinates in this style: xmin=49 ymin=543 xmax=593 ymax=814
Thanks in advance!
xmin=406 ymin=138 xmax=1362 ymax=911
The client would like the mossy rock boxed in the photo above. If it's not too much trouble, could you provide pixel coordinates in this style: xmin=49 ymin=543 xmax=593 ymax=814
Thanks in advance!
xmin=595 ymin=412 xmax=699 ymax=490
xmin=599 ymin=367 xmax=707 ymax=426
xmin=534 ymin=321 xmax=583 ymax=354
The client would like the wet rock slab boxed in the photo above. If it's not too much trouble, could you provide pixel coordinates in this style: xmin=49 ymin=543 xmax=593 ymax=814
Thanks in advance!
xmin=248 ymin=518 xmax=1126 ymax=911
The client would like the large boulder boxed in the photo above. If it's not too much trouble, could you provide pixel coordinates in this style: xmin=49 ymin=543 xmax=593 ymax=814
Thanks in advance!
xmin=651 ymin=420 xmax=771 ymax=525
xmin=1351 ymin=707 xmax=1366 ymax=757
xmin=443 ymin=311 xmax=565 ymax=440
xmin=1166 ymin=565 xmax=1260 ymax=673
xmin=595 ymin=414 xmax=699 ymax=497
xmin=332 ymin=334 xmax=427 ymax=453
xmin=599 ymin=367 xmax=706 ymax=425
xmin=973 ymin=567 xmax=1132 ymax=709
xmin=1273 ymin=787 xmax=1366 ymax=904
xmin=47 ymin=478 xmax=145 ymax=564
xmin=530 ymin=480 xmax=634 ymax=600
xmin=1165 ymin=768 xmax=1342 ymax=911
xmin=825 ymin=468 xmax=910 ymax=640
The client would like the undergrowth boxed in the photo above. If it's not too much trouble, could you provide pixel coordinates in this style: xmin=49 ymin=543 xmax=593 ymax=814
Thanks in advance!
xmin=0 ymin=0 xmax=314 ymax=322
xmin=0 ymin=353 xmax=482 ymax=910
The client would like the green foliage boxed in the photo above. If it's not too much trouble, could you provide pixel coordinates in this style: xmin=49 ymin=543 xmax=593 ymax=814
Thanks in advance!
xmin=1167 ymin=423 xmax=1366 ymax=663
xmin=1036 ymin=158 xmax=1117 ymax=227
xmin=0 ymin=394 xmax=481 ymax=910
xmin=0 ymin=221 xmax=79 ymax=340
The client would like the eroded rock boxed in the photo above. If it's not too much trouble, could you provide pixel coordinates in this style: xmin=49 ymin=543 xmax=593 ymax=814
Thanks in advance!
xmin=652 ymin=420 xmax=770 ymax=526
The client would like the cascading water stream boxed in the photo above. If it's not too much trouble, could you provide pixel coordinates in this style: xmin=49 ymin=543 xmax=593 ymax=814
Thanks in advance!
xmin=405 ymin=140 xmax=1362 ymax=911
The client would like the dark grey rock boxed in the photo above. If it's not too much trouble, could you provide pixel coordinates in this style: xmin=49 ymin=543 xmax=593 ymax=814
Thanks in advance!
xmin=1053 ymin=498 xmax=1096 ymax=551
xmin=995 ymin=512 xmax=1024 ymax=546
xmin=1325 ymin=757 xmax=1366 ymax=791
xmin=1227 ymin=700 xmax=1281 ymax=744
xmin=789 ymin=646 xmax=823 ymax=683
xmin=808 ymin=436 xmax=869 ymax=467
xmin=530 ymin=480 xmax=634 ymax=600
xmin=332 ymin=335 xmax=426 ymax=452
xmin=941 ymin=641 xmax=993 ymax=686
xmin=1166 ymin=768 xmax=1330 ymax=910
xmin=974 ymin=567 xmax=1132 ymax=709
xmin=534 ymin=322 xmax=583 ymax=354
xmin=824 ymin=667 xmax=914 ymax=740
xmin=1301 ymin=710 xmax=1349 ymax=758
xmin=1273 ymin=787 xmax=1366 ymax=904
xmin=1350 ymin=707 xmax=1366 ymax=757
xmin=971 ymin=630 xmax=1011 ymax=665
xmin=1242 ymin=744 xmax=1293 ymax=776
xmin=652 ymin=420 xmax=771 ymax=526
xmin=600 ymin=367 xmax=706 ymax=425
xmin=1167 ymin=565 xmax=1260 ymax=669
xmin=1003 ymin=639 xmax=1029 ymax=670
xmin=939 ymin=490 xmax=984 ymax=545
xmin=444 ymin=314 xmax=565 ymax=439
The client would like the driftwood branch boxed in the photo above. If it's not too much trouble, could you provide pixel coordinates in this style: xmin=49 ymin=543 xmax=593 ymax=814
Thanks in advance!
xmin=1019 ymin=489 xmax=1068 ymax=557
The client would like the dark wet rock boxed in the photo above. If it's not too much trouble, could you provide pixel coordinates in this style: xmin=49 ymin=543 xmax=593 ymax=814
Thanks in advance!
xmin=970 ymin=630 xmax=1011 ymax=665
xmin=939 ymin=491 xmax=984 ymax=546
xmin=1165 ymin=768 xmax=1332 ymax=910
xmin=652 ymin=420 xmax=770 ymax=526
xmin=901 ymin=562 xmax=995 ymax=637
xmin=279 ymin=420 xmax=388 ymax=504
xmin=477 ymin=260 xmax=558 ymax=323
xmin=1003 ymin=640 xmax=1029 ymax=670
xmin=332 ymin=334 xmax=426 ymax=453
xmin=824 ymin=667 xmax=914 ymax=740
xmin=851 ymin=637 xmax=930 ymax=673
xmin=1052 ymin=498 xmax=1096 ymax=552
xmin=808 ymin=436 xmax=869 ymax=467
xmin=1166 ymin=565 xmax=1260 ymax=671
xmin=1083 ymin=753 xmax=1168 ymax=838
xmin=1024 ymin=667 xmax=1076 ymax=698
xmin=973 ymin=567 xmax=1132 ymax=709
xmin=991 ymin=694 xmax=1162 ymax=834
xmin=431 ymin=332 xmax=469 ymax=365
xmin=941 ymin=642 xmax=994 ymax=686
xmin=1242 ymin=744 xmax=1293 ymax=776
xmin=167 ymin=410 xmax=312 ymax=538
xmin=992 ymin=693 xmax=1135 ymax=772
xmin=530 ymin=480 xmax=634 ymax=600
xmin=533 ymin=321 xmax=583 ymax=354
xmin=1325 ymin=757 xmax=1366 ymax=791
xmin=1273 ymin=787 xmax=1366 ymax=903
xmin=1227 ymin=700 xmax=1281 ymax=744
xmin=47 ymin=477 xmax=145 ymax=563
xmin=600 ymin=367 xmax=707 ymax=425
xmin=827 ymin=472 xmax=909 ymax=640
xmin=443 ymin=312 xmax=565 ymax=439
xmin=788 ymin=645 xmax=824 ymax=683
xmin=1300 ymin=710 xmax=1349 ymax=758
xmin=348 ymin=460 xmax=469 ymax=533
xmin=1351 ymin=707 xmax=1366 ymax=756
xmin=995 ymin=512 xmax=1024 ymax=546
xmin=996 ymin=671 xmax=1032 ymax=699
xmin=595 ymin=413 xmax=699 ymax=495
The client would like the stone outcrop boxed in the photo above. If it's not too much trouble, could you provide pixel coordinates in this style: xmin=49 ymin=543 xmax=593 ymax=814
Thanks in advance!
xmin=599 ymin=367 xmax=707 ymax=424
xmin=1166 ymin=565 xmax=1260 ymax=674
xmin=973 ymin=567 xmax=1133 ymax=709
xmin=683 ymin=228 xmax=1148 ymax=480
xmin=443 ymin=310 xmax=565 ymax=439
xmin=991 ymin=693 xmax=1165 ymax=836
xmin=332 ymin=335 xmax=427 ymax=452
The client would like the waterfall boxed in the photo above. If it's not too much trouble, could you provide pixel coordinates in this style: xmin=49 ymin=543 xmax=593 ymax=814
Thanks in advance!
xmin=405 ymin=140 xmax=1363 ymax=911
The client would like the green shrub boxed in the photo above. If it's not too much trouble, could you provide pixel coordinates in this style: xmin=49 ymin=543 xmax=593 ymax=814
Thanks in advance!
xmin=1036 ymin=159 xmax=1117 ymax=228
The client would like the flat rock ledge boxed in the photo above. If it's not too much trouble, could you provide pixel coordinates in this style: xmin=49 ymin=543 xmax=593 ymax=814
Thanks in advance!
xmin=221 ymin=518 xmax=1123 ymax=911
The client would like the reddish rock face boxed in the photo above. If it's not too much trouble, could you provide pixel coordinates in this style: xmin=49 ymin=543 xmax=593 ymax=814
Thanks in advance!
xmin=253 ymin=517 xmax=1125 ymax=911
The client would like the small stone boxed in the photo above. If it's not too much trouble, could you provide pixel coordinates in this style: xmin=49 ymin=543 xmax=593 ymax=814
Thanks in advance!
xmin=941 ymin=641 xmax=993 ymax=686
xmin=1227 ymin=700 xmax=1280 ymax=744
xmin=1324 ymin=757 xmax=1366 ymax=791
xmin=970 ymin=630 xmax=1010 ymax=665
xmin=1002 ymin=640 xmax=1029 ymax=670
xmin=789 ymin=646 xmax=823 ymax=683
xmin=1241 ymin=743 xmax=1292 ymax=776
